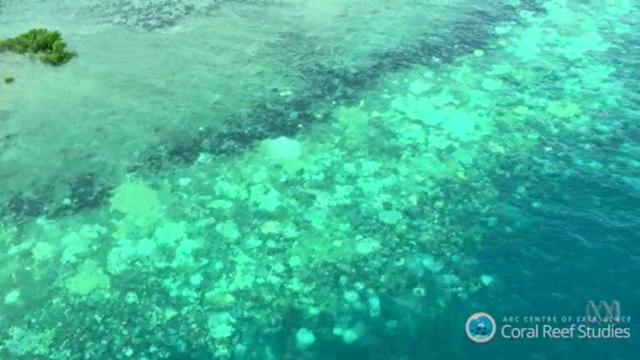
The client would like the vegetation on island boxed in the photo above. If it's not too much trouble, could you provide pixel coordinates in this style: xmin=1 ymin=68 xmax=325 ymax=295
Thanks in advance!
xmin=0 ymin=28 xmax=77 ymax=66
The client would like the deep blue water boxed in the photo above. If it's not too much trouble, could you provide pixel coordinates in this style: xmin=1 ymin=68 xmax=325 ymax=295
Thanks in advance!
xmin=458 ymin=138 xmax=640 ymax=359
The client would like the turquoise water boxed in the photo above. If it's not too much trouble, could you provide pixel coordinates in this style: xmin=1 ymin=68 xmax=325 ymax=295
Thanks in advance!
xmin=0 ymin=1 xmax=638 ymax=360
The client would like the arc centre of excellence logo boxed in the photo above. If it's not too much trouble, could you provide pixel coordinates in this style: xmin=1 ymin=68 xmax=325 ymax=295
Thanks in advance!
xmin=465 ymin=303 xmax=632 ymax=343
xmin=465 ymin=312 xmax=497 ymax=343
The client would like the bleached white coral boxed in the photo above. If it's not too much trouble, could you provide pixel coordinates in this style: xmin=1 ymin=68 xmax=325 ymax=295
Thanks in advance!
xmin=31 ymin=242 xmax=54 ymax=262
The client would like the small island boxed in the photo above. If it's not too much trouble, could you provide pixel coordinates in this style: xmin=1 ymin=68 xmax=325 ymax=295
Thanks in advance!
xmin=1 ymin=28 xmax=76 ymax=84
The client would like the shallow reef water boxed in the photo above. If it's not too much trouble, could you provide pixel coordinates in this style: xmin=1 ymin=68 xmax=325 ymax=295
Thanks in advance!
xmin=0 ymin=1 xmax=638 ymax=360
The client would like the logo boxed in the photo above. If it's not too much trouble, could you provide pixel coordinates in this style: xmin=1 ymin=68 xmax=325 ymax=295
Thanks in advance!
xmin=585 ymin=300 xmax=621 ymax=324
xmin=466 ymin=312 xmax=497 ymax=343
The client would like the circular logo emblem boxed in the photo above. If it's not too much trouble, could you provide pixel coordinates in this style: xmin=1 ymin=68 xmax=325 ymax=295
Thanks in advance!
xmin=465 ymin=312 xmax=496 ymax=343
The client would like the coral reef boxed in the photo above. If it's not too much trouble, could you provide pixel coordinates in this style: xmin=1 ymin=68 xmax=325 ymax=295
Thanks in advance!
xmin=90 ymin=0 xmax=199 ymax=30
